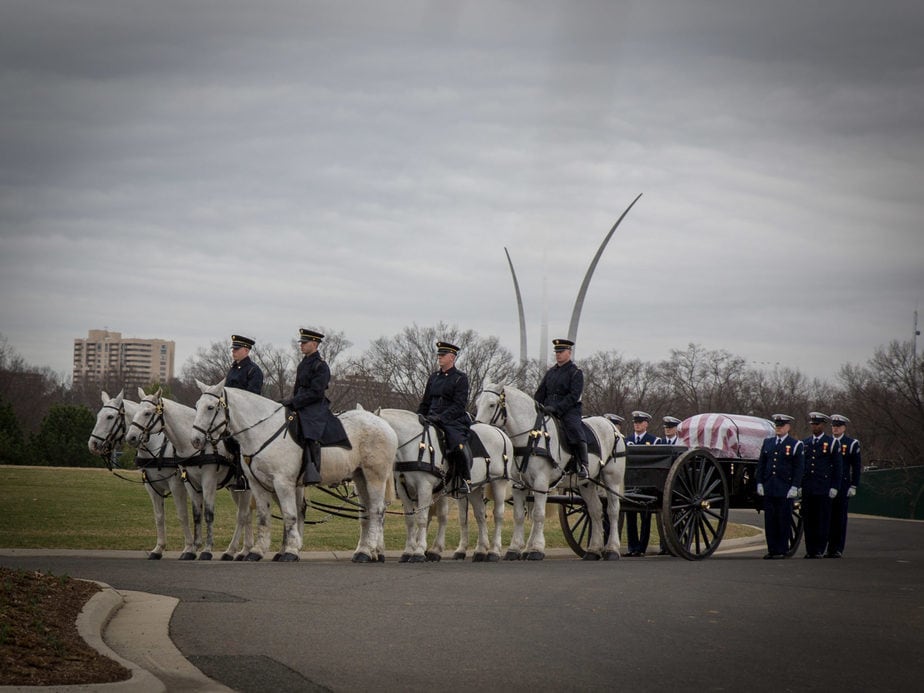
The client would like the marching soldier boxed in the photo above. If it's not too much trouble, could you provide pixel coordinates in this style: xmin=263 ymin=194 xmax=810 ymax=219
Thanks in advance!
xmin=224 ymin=335 xmax=263 ymax=489
xmin=827 ymin=414 xmax=861 ymax=558
xmin=417 ymin=340 xmax=472 ymax=486
xmin=800 ymin=412 xmax=843 ymax=558
xmin=624 ymin=410 xmax=660 ymax=557
xmin=534 ymin=338 xmax=589 ymax=479
xmin=756 ymin=414 xmax=805 ymax=559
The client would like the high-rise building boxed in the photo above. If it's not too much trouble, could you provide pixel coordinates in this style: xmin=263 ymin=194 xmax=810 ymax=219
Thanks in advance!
xmin=73 ymin=329 xmax=175 ymax=390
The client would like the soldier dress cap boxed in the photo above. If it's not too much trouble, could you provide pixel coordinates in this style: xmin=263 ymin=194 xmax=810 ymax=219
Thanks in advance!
xmin=771 ymin=414 xmax=794 ymax=425
xmin=830 ymin=414 xmax=850 ymax=426
xmin=631 ymin=410 xmax=652 ymax=422
xmin=663 ymin=416 xmax=682 ymax=427
xmin=604 ymin=413 xmax=625 ymax=425
xmin=808 ymin=412 xmax=830 ymax=424
xmin=552 ymin=338 xmax=574 ymax=352
xmin=298 ymin=328 xmax=324 ymax=343
xmin=435 ymin=341 xmax=460 ymax=355
xmin=230 ymin=335 xmax=255 ymax=349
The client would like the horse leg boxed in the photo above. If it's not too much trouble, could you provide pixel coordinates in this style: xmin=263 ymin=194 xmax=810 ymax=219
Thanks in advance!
xmin=169 ymin=475 xmax=197 ymax=558
xmin=197 ymin=467 xmax=219 ymax=560
xmin=144 ymin=481 xmax=167 ymax=560
xmin=488 ymin=480 xmax=509 ymax=561
xmin=222 ymin=489 xmax=253 ymax=561
xmin=273 ymin=481 xmax=301 ymax=561
xmin=505 ymin=485 xmax=528 ymax=560
xmin=601 ymin=465 xmax=624 ymax=561
xmin=426 ymin=491 xmax=448 ymax=561
xmin=524 ymin=481 xmax=550 ymax=560
xmin=351 ymin=473 xmax=386 ymax=563
xmin=470 ymin=492 xmax=491 ymax=562
xmin=453 ymin=495 xmax=470 ymax=560
xmin=245 ymin=480 xmax=273 ymax=561
xmin=578 ymin=483 xmax=605 ymax=560
xmin=396 ymin=478 xmax=417 ymax=562
xmin=183 ymin=475 xmax=204 ymax=560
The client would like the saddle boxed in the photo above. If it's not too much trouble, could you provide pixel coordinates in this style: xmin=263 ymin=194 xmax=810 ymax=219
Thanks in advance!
xmin=285 ymin=407 xmax=352 ymax=450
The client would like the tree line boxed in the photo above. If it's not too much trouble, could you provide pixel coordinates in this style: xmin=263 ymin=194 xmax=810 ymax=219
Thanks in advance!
xmin=1 ymin=327 xmax=922 ymax=469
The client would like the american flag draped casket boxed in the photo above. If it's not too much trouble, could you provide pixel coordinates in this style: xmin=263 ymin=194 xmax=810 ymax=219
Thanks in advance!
xmin=678 ymin=413 xmax=774 ymax=460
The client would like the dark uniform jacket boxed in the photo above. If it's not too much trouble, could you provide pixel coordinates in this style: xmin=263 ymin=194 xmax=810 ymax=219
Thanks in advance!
xmin=291 ymin=352 xmax=338 ymax=441
xmin=534 ymin=360 xmax=585 ymax=445
xmin=756 ymin=435 xmax=805 ymax=497
xmin=801 ymin=433 xmax=843 ymax=495
xmin=417 ymin=366 xmax=471 ymax=449
xmin=833 ymin=435 xmax=861 ymax=493
xmin=225 ymin=356 xmax=264 ymax=394
xmin=627 ymin=432 xmax=660 ymax=446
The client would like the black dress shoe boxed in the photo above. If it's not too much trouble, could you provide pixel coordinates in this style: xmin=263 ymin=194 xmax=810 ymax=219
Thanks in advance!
xmin=825 ymin=551 xmax=843 ymax=558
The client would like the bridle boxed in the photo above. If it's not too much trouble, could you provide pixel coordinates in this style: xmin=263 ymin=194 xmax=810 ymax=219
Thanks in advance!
xmin=192 ymin=391 xmax=231 ymax=449
xmin=89 ymin=401 xmax=126 ymax=456
xmin=128 ymin=396 xmax=165 ymax=444
xmin=480 ymin=388 xmax=509 ymax=428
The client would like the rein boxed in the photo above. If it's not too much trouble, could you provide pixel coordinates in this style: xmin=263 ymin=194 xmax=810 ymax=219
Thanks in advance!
xmin=129 ymin=398 xmax=165 ymax=444
xmin=89 ymin=402 xmax=126 ymax=457
xmin=194 ymin=390 xmax=287 ymax=458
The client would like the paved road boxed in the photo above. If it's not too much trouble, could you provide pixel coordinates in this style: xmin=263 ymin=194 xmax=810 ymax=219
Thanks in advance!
xmin=2 ymin=512 xmax=923 ymax=692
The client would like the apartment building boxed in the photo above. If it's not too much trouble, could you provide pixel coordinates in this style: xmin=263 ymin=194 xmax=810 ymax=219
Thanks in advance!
xmin=73 ymin=329 xmax=175 ymax=389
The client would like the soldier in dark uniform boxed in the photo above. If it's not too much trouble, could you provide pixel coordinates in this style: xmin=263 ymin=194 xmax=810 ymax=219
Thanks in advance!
xmin=756 ymin=414 xmax=805 ymax=559
xmin=801 ymin=412 xmax=843 ymax=558
xmin=623 ymin=410 xmax=660 ymax=557
xmin=535 ymin=338 xmax=588 ymax=479
xmin=604 ymin=413 xmax=625 ymax=436
xmin=417 ymin=340 xmax=472 ymax=484
xmin=283 ymin=328 xmax=334 ymax=485
xmin=224 ymin=335 xmax=263 ymax=489
xmin=827 ymin=414 xmax=861 ymax=558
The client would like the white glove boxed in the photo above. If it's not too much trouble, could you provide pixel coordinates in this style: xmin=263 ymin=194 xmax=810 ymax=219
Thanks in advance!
xmin=786 ymin=486 xmax=799 ymax=499
xmin=847 ymin=486 xmax=857 ymax=498
xmin=756 ymin=483 xmax=764 ymax=497
xmin=829 ymin=488 xmax=838 ymax=499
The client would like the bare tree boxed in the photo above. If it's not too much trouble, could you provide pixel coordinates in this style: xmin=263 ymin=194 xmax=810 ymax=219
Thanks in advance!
xmin=180 ymin=341 xmax=232 ymax=387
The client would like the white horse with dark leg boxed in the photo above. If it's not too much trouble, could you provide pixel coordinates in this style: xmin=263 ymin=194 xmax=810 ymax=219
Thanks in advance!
xmin=88 ymin=390 xmax=198 ymax=560
xmin=475 ymin=382 xmax=626 ymax=560
xmin=126 ymin=388 xmax=254 ymax=561
xmin=191 ymin=381 xmax=397 ymax=562
xmin=377 ymin=409 xmax=513 ymax=562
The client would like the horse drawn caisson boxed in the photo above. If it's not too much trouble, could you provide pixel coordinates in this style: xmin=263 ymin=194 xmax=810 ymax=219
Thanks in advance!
xmin=556 ymin=413 xmax=805 ymax=560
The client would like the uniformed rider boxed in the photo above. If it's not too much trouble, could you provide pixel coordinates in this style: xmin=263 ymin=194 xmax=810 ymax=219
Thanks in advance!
xmin=224 ymin=335 xmax=263 ymax=489
xmin=534 ymin=338 xmax=588 ymax=479
xmin=417 ymin=341 xmax=472 ymax=484
xmin=756 ymin=414 xmax=805 ymax=559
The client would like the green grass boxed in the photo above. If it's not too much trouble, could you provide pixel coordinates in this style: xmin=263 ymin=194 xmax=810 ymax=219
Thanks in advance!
xmin=0 ymin=466 xmax=757 ymax=553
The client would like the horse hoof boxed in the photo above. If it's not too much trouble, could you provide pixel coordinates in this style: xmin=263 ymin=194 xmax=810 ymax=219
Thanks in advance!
xmin=272 ymin=553 xmax=282 ymax=562
xmin=245 ymin=552 xmax=263 ymax=562
xmin=398 ymin=553 xmax=411 ymax=563
xmin=377 ymin=553 xmax=386 ymax=563
xmin=486 ymin=553 xmax=500 ymax=562
xmin=352 ymin=552 xmax=373 ymax=563
xmin=525 ymin=551 xmax=545 ymax=561
xmin=603 ymin=551 xmax=621 ymax=561
xmin=472 ymin=553 xmax=486 ymax=562
xmin=198 ymin=552 xmax=213 ymax=561
xmin=279 ymin=552 xmax=299 ymax=562
xmin=503 ymin=551 xmax=521 ymax=561
xmin=425 ymin=551 xmax=441 ymax=562
xmin=220 ymin=553 xmax=235 ymax=561
xmin=581 ymin=552 xmax=601 ymax=561
xmin=234 ymin=554 xmax=246 ymax=562
xmin=147 ymin=552 xmax=162 ymax=560
xmin=452 ymin=552 xmax=466 ymax=561
xmin=178 ymin=552 xmax=197 ymax=561
xmin=408 ymin=554 xmax=426 ymax=563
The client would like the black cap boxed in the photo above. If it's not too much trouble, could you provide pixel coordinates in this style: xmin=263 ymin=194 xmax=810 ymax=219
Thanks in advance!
xmin=298 ymin=328 xmax=324 ymax=343
xmin=552 ymin=338 xmax=574 ymax=352
xmin=231 ymin=335 xmax=255 ymax=349
xmin=436 ymin=341 xmax=460 ymax=355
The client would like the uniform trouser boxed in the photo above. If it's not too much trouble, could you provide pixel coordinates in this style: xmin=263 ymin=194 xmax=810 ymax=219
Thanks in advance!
xmin=802 ymin=493 xmax=833 ymax=556
xmin=626 ymin=511 xmax=652 ymax=553
xmin=763 ymin=496 xmax=793 ymax=556
xmin=828 ymin=494 xmax=850 ymax=554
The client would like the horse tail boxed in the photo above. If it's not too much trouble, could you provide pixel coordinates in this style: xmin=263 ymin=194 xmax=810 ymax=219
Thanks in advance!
xmin=384 ymin=459 xmax=396 ymax=504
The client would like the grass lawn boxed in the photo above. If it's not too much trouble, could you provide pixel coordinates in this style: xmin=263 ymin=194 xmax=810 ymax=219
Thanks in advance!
xmin=0 ymin=466 xmax=758 ymax=554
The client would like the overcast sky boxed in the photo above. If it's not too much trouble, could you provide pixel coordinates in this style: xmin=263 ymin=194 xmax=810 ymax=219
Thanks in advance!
xmin=1 ymin=0 xmax=922 ymax=383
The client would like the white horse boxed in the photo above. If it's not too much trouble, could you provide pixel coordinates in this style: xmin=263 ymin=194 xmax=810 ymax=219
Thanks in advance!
xmin=125 ymin=388 xmax=254 ymax=561
xmin=190 ymin=381 xmax=398 ymax=562
xmin=376 ymin=409 xmax=513 ymax=562
xmin=88 ymin=390 xmax=198 ymax=560
xmin=474 ymin=382 xmax=626 ymax=560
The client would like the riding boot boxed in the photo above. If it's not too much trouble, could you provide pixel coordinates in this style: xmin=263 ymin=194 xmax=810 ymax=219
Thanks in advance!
xmin=457 ymin=444 xmax=472 ymax=481
xmin=575 ymin=442 xmax=589 ymax=479
xmin=302 ymin=441 xmax=322 ymax=485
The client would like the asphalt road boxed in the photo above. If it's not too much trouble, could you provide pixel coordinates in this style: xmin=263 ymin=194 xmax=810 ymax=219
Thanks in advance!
xmin=2 ymin=511 xmax=922 ymax=693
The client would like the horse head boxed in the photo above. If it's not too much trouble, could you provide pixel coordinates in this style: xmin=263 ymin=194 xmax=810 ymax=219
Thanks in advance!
xmin=475 ymin=381 xmax=508 ymax=427
xmin=88 ymin=388 xmax=127 ymax=455
xmin=126 ymin=387 xmax=164 ymax=447
xmin=191 ymin=380 xmax=230 ymax=451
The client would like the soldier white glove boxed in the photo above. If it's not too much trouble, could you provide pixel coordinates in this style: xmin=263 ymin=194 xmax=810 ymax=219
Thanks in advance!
xmin=756 ymin=483 xmax=765 ymax=496
xmin=829 ymin=488 xmax=838 ymax=499
xmin=786 ymin=486 xmax=799 ymax=499
xmin=847 ymin=486 xmax=857 ymax=498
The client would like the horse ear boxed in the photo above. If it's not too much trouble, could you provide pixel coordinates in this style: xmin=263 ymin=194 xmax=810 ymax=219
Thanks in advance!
xmin=137 ymin=386 xmax=146 ymax=400
xmin=154 ymin=387 xmax=163 ymax=398
xmin=115 ymin=388 xmax=124 ymax=401
xmin=195 ymin=379 xmax=208 ymax=393
xmin=101 ymin=391 xmax=110 ymax=404
xmin=356 ymin=403 xmax=366 ymax=411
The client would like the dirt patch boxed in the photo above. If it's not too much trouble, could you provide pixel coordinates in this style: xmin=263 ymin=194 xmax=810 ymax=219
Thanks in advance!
xmin=0 ymin=566 xmax=131 ymax=686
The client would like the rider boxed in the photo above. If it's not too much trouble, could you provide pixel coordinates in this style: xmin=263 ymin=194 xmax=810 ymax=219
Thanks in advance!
xmin=224 ymin=334 xmax=264 ymax=489
xmin=283 ymin=328 xmax=340 ymax=485
xmin=534 ymin=338 xmax=588 ymax=479
xmin=417 ymin=340 xmax=472 ymax=486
